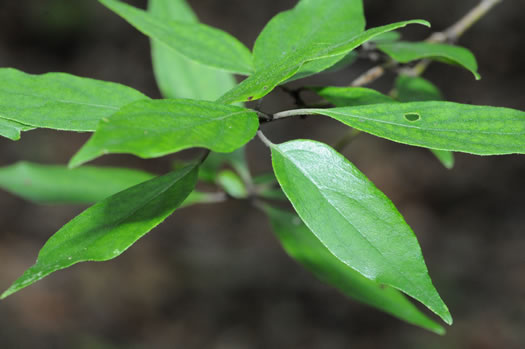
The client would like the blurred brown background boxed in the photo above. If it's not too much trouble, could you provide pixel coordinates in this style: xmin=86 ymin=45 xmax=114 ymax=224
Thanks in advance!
xmin=1 ymin=0 xmax=525 ymax=348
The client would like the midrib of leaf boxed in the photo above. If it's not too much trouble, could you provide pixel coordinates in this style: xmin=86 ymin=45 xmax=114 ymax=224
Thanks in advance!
xmin=277 ymin=147 xmax=431 ymax=302
xmin=314 ymin=109 xmax=525 ymax=136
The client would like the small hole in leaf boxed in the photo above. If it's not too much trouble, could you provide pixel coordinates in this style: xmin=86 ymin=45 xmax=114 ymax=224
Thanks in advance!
xmin=247 ymin=96 xmax=254 ymax=101
xmin=404 ymin=112 xmax=421 ymax=122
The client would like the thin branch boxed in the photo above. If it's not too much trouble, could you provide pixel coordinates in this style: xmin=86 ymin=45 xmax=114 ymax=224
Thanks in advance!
xmin=350 ymin=0 xmax=503 ymax=86
xmin=257 ymin=130 xmax=275 ymax=148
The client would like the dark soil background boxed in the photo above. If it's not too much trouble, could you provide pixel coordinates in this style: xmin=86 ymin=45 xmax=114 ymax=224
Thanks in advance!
xmin=1 ymin=0 xmax=524 ymax=348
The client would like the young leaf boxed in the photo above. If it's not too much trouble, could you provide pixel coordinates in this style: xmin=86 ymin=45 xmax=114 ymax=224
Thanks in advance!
xmin=377 ymin=41 xmax=480 ymax=79
xmin=0 ymin=162 xmax=154 ymax=204
xmin=216 ymin=170 xmax=248 ymax=199
xmin=218 ymin=20 xmax=430 ymax=104
xmin=289 ymin=102 xmax=525 ymax=155
xmin=99 ymin=0 xmax=253 ymax=75
xmin=149 ymin=0 xmax=237 ymax=100
xmin=199 ymin=148 xmax=251 ymax=185
xmin=311 ymin=86 xmax=396 ymax=107
xmin=394 ymin=75 xmax=454 ymax=169
xmin=0 ymin=164 xmax=198 ymax=299
xmin=0 ymin=68 xmax=148 ymax=132
xmin=369 ymin=31 xmax=401 ymax=43
xmin=270 ymin=139 xmax=451 ymax=324
xmin=0 ymin=118 xmax=34 ymax=141
xmin=264 ymin=205 xmax=445 ymax=334
xmin=286 ymin=52 xmax=358 ymax=83
xmin=69 ymin=99 xmax=259 ymax=167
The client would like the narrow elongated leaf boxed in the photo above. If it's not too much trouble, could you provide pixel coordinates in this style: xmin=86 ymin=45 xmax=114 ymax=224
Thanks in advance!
xmin=99 ymin=0 xmax=253 ymax=75
xmin=312 ymin=86 xmax=396 ymax=107
xmin=286 ymin=52 xmax=358 ymax=83
xmin=1 ymin=164 xmax=198 ymax=299
xmin=377 ymin=41 xmax=480 ymax=79
xmin=370 ymin=31 xmax=401 ymax=43
xmin=149 ymin=0 xmax=237 ymax=100
xmin=69 ymin=99 xmax=259 ymax=167
xmin=0 ymin=118 xmax=34 ymax=141
xmin=270 ymin=139 xmax=451 ymax=324
xmin=218 ymin=20 xmax=429 ymax=104
xmin=0 ymin=162 xmax=154 ymax=204
xmin=289 ymin=102 xmax=525 ymax=155
xmin=394 ymin=75 xmax=454 ymax=169
xmin=0 ymin=68 xmax=148 ymax=132
xmin=216 ymin=170 xmax=248 ymax=199
xmin=264 ymin=205 xmax=445 ymax=334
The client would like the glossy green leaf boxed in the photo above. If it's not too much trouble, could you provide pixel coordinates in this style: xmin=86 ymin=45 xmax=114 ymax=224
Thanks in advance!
xmin=394 ymin=75 xmax=443 ymax=103
xmin=218 ymin=20 xmax=430 ymax=104
xmin=264 ymin=205 xmax=445 ymax=334
xmin=69 ymin=99 xmax=259 ymax=167
xmin=0 ymin=68 xmax=148 ymax=132
xmin=292 ymin=102 xmax=525 ymax=155
xmin=216 ymin=170 xmax=248 ymax=199
xmin=149 ymin=0 xmax=237 ymax=100
xmin=287 ymin=52 xmax=358 ymax=83
xmin=0 ymin=118 xmax=34 ymax=141
xmin=394 ymin=75 xmax=454 ymax=169
xmin=1 ymin=164 xmax=198 ymax=299
xmin=0 ymin=162 xmax=154 ymax=204
xmin=377 ymin=41 xmax=480 ymax=79
xmin=312 ymin=86 xmax=396 ymax=107
xmin=270 ymin=139 xmax=451 ymax=324
xmin=99 ymin=0 xmax=253 ymax=75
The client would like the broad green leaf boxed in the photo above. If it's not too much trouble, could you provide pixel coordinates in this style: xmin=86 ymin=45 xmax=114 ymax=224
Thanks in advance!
xmin=312 ymin=86 xmax=396 ymax=107
xmin=218 ymin=20 xmax=429 ymax=104
xmin=69 ymin=99 xmax=259 ymax=167
xmin=99 ymin=0 xmax=253 ymax=75
xmin=289 ymin=102 xmax=525 ymax=155
xmin=0 ymin=118 xmax=34 ymax=141
xmin=270 ymin=139 xmax=451 ymax=324
xmin=1 ymin=164 xmax=198 ymax=299
xmin=394 ymin=75 xmax=454 ymax=169
xmin=264 ymin=205 xmax=445 ymax=334
xmin=0 ymin=68 xmax=148 ymax=132
xmin=0 ymin=162 xmax=154 ymax=204
xmin=377 ymin=41 xmax=480 ymax=79
xmin=149 ymin=0 xmax=237 ymax=100
xmin=216 ymin=170 xmax=248 ymax=199
xmin=254 ymin=0 xmax=364 ymax=83
xmin=394 ymin=74 xmax=443 ymax=102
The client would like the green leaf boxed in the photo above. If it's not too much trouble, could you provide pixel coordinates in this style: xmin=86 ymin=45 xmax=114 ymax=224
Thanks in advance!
xmin=149 ymin=0 xmax=237 ymax=100
xmin=270 ymin=139 xmax=451 ymax=324
xmin=377 ymin=41 xmax=480 ymax=79
xmin=69 ymin=99 xmax=259 ymax=167
xmin=0 ymin=118 xmax=34 ymax=141
xmin=394 ymin=74 xmax=443 ymax=103
xmin=264 ymin=205 xmax=445 ymax=334
xmin=0 ymin=68 xmax=148 ymax=132
xmin=286 ymin=52 xmax=358 ymax=83
xmin=99 ymin=0 xmax=253 ymax=75
xmin=1 ymin=164 xmax=198 ymax=299
xmin=216 ymin=170 xmax=248 ymax=199
xmin=293 ymin=102 xmax=525 ymax=155
xmin=0 ymin=162 xmax=154 ymax=204
xmin=394 ymin=75 xmax=454 ymax=169
xmin=370 ymin=31 xmax=401 ymax=43
xmin=218 ymin=20 xmax=429 ymax=104
xmin=312 ymin=86 xmax=396 ymax=107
